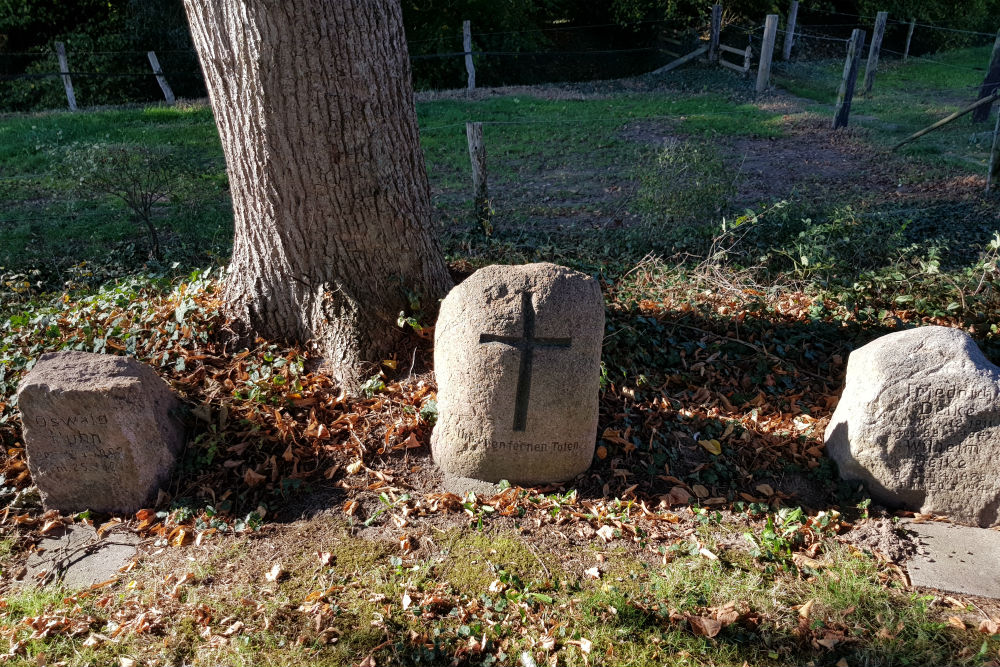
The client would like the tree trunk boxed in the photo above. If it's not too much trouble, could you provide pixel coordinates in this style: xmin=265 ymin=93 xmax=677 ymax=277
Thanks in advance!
xmin=182 ymin=0 xmax=453 ymax=389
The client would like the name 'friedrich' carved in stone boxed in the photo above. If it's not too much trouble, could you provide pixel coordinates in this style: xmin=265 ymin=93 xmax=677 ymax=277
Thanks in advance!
xmin=825 ymin=326 xmax=1000 ymax=527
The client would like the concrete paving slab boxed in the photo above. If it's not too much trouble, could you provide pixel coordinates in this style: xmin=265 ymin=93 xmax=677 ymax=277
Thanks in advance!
xmin=20 ymin=524 xmax=139 ymax=589
xmin=904 ymin=519 xmax=1000 ymax=599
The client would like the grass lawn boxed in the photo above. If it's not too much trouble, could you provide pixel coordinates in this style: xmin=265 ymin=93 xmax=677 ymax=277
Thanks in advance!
xmin=2 ymin=55 xmax=1000 ymax=666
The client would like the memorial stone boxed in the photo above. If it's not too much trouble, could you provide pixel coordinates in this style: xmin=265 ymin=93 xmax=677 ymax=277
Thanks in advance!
xmin=17 ymin=351 xmax=185 ymax=514
xmin=432 ymin=263 xmax=604 ymax=485
xmin=825 ymin=326 xmax=1000 ymax=527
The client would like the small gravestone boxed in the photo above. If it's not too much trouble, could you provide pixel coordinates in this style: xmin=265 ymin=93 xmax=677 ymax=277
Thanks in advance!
xmin=17 ymin=351 xmax=185 ymax=514
xmin=825 ymin=326 xmax=1000 ymax=527
xmin=432 ymin=263 xmax=604 ymax=485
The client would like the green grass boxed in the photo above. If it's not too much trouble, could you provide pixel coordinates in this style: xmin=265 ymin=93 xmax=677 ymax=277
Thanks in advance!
xmin=773 ymin=44 xmax=994 ymax=170
xmin=3 ymin=525 xmax=987 ymax=667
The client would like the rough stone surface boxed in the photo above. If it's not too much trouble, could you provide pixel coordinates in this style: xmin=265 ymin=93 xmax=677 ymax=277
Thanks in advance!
xmin=17 ymin=351 xmax=185 ymax=514
xmin=825 ymin=326 xmax=1000 ymax=527
xmin=432 ymin=263 xmax=604 ymax=484
xmin=20 ymin=524 xmax=140 ymax=589
xmin=904 ymin=519 xmax=1000 ymax=599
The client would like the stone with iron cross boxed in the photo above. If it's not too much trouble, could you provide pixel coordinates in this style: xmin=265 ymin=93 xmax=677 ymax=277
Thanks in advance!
xmin=431 ymin=263 xmax=604 ymax=485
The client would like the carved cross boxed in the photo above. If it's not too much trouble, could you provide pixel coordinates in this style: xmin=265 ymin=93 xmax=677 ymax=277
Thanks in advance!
xmin=479 ymin=291 xmax=572 ymax=431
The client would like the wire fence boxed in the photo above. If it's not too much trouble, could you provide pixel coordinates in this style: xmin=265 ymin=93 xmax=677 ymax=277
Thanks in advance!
xmin=1 ymin=5 xmax=995 ymax=111
xmin=2 ymin=3 xmax=999 ymax=270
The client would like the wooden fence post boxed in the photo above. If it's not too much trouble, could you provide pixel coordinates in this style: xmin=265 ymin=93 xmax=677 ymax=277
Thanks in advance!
xmin=973 ymin=29 xmax=1000 ymax=122
xmin=709 ymin=4 xmax=722 ymax=63
xmin=862 ymin=11 xmax=888 ymax=94
xmin=903 ymin=19 xmax=915 ymax=62
xmin=54 ymin=41 xmax=77 ymax=111
xmin=147 ymin=51 xmax=175 ymax=105
xmin=833 ymin=29 xmax=866 ymax=129
xmin=783 ymin=1 xmax=798 ymax=60
xmin=463 ymin=20 xmax=476 ymax=91
xmin=466 ymin=122 xmax=489 ymax=225
xmin=988 ymin=109 xmax=1000 ymax=192
xmin=756 ymin=14 xmax=778 ymax=93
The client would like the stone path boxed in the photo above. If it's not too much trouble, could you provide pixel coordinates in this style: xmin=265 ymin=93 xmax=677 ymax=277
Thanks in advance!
xmin=20 ymin=524 xmax=140 ymax=589
xmin=905 ymin=520 xmax=1000 ymax=599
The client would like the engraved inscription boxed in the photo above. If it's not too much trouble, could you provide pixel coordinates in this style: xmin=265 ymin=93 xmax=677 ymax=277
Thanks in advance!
xmin=33 ymin=446 xmax=122 ymax=475
xmin=34 ymin=413 xmax=108 ymax=427
xmin=448 ymin=423 xmax=583 ymax=454
xmin=493 ymin=441 xmax=583 ymax=453
xmin=876 ymin=382 xmax=1000 ymax=493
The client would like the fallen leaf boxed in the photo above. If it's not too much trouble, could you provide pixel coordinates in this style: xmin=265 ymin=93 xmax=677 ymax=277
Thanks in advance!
xmin=577 ymin=638 xmax=593 ymax=654
xmin=264 ymin=562 xmax=285 ymax=583
xmin=699 ymin=547 xmax=718 ymax=561
xmin=318 ymin=552 xmax=333 ymax=566
xmin=699 ymin=439 xmax=722 ymax=455
xmin=688 ymin=615 xmax=723 ymax=638
xmin=402 ymin=593 xmax=412 ymax=610
xmin=584 ymin=566 xmax=601 ymax=579
xmin=222 ymin=621 xmax=244 ymax=637
xmin=755 ymin=483 xmax=774 ymax=496
xmin=243 ymin=468 xmax=266 ymax=486
xmin=798 ymin=599 xmax=815 ymax=620
xmin=666 ymin=486 xmax=691 ymax=505
xmin=691 ymin=484 xmax=709 ymax=498
xmin=346 ymin=460 xmax=364 ymax=475
xmin=359 ymin=655 xmax=376 ymax=667
xmin=947 ymin=616 xmax=966 ymax=630
xmin=39 ymin=520 xmax=62 ymax=535
xmin=715 ymin=602 xmax=740 ymax=625
xmin=596 ymin=445 xmax=608 ymax=460
xmin=979 ymin=618 xmax=1000 ymax=634
xmin=836 ymin=659 xmax=849 ymax=667
xmin=596 ymin=525 xmax=615 ymax=543
xmin=792 ymin=553 xmax=824 ymax=570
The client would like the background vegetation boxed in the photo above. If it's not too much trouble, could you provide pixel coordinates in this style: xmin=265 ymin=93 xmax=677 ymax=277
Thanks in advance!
xmin=5 ymin=0 xmax=999 ymax=109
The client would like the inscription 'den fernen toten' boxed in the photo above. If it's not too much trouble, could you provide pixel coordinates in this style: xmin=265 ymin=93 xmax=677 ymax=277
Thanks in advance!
xmin=492 ymin=441 xmax=583 ymax=453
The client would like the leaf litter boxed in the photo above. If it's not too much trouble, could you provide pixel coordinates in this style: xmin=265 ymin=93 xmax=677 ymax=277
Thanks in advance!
xmin=1 ymin=265 xmax=998 ymax=663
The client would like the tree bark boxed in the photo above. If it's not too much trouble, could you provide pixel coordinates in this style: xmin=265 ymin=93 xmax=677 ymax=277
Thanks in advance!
xmin=182 ymin=0 xmax=453 ymax=389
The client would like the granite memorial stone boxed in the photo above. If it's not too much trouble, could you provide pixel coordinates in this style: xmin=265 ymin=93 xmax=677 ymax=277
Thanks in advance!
xmin=432 ymin=263 xmax=604 ymax=484
xmin=17 ymin=351 xmax=185 ymax=514
xmin=825 ymin=326 xmax=1000 ymax=527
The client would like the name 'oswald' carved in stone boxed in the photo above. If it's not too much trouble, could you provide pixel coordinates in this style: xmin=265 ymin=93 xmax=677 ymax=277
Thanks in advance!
xmin=432 ymin=263 xmax=604 ymax=485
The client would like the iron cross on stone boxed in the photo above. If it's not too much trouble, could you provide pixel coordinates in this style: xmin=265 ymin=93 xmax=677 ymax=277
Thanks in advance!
xmin=479 ymin=291 xmax=572 ymax=431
